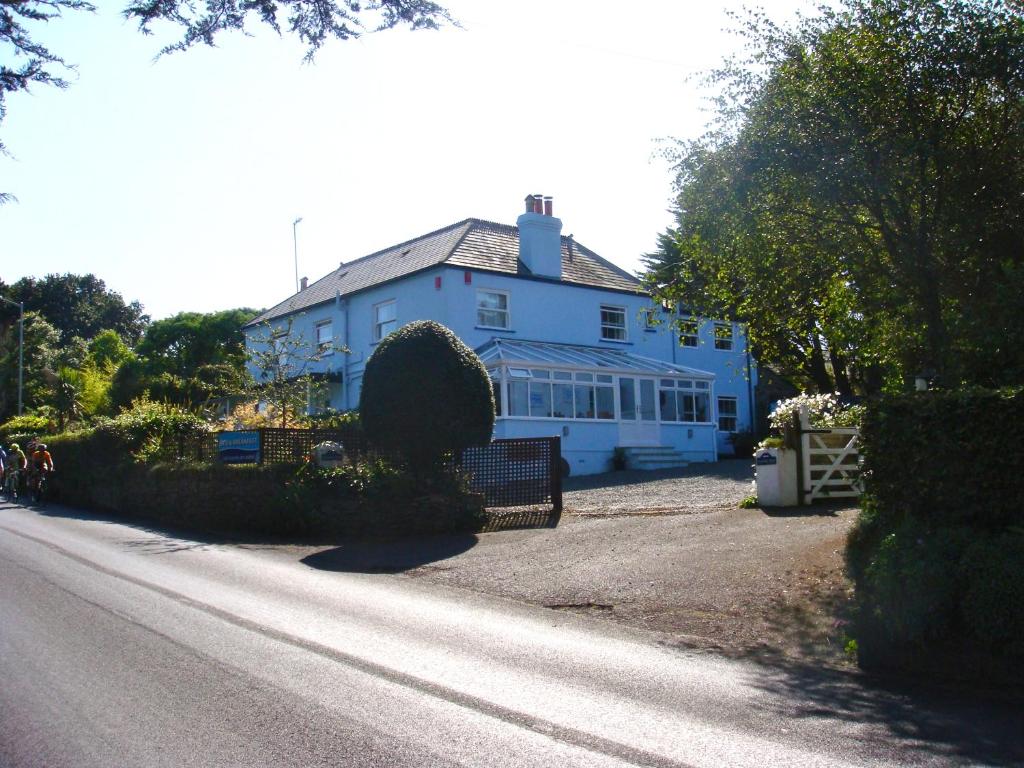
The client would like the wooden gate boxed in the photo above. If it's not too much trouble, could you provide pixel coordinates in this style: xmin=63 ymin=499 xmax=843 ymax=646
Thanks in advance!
xmin=798 ymin=407 xmax=863 ymax=504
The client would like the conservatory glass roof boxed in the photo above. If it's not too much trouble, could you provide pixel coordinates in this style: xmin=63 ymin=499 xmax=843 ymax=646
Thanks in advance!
xmin=475 ymin=338 xmax=714 ymax=378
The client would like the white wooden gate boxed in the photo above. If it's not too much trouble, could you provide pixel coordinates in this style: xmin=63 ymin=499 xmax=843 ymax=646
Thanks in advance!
xmin=799 ymin=407 xmax=863 ymax=503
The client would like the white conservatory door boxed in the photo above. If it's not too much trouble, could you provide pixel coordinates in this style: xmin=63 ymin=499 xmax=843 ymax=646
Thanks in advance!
xmin=617 ymin=376 xmax=660 ymax=446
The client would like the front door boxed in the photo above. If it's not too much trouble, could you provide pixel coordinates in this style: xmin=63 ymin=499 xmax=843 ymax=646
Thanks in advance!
xmin=617 ymin=376 xmax=660 ymax=446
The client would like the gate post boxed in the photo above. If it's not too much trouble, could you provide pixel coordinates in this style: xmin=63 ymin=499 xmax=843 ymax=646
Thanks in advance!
xmin=794 ymin=409 xmax=807 ymax=506
xmin=550 ymin=436 xmax=563 ymax=514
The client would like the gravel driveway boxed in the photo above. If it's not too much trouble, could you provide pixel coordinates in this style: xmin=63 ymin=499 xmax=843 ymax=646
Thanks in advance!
xmin=563 ymin=459 xmax=755 ymax=514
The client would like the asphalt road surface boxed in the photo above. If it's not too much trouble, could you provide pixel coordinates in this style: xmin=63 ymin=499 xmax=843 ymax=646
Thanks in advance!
xmin=1 ymin=501 xmax=1021 ymax=767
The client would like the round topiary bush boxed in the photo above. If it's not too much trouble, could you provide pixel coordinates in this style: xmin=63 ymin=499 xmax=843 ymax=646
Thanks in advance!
xmin=359 ymin=320 xmax=495 ymax=471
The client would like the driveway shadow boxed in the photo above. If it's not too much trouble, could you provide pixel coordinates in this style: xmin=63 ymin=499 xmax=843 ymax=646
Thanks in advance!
xmin=301 ymin=533 xmax=479 ymax=574
xmin=739 ymin=654 xmax=1024 ymax=765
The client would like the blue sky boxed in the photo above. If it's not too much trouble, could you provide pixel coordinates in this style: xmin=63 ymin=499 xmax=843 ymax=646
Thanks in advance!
xmin=1 ymin=0 xmax=813 ymax=320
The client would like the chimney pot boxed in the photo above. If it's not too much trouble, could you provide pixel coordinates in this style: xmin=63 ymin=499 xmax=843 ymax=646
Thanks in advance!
xmin=543 ymin=196 xmax=553 ymax=216
xmin=300 ymin=276 xmax=308 ymax=291
xmin=533 ymin=194 xmax=544 ymax=214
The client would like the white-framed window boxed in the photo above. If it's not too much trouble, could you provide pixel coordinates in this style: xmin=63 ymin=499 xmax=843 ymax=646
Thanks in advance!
xmin=315 ymin=321 xmax=333 ymax=353
xmin=477 ymin=289 xmax=510 ymax=329
xmin=503 ymin=368 xmax=615 ymax=421
xmin=658 ymin=378 xmax=712 ymax=423
xmin=272 ymin=332 xmax=288 ymax=369
xmin=641 ymin=307 xmax=659 ymax=330
xmin=714 ymin=321 xmax=734 ymax=351
xmin=679 ymin=316 xmax=698 ymax=348
xmin=600 ymin=305 xmax=627 ymax=341
xmin=718 ymin=396 xmax=738 ymax=432
xmin=373 ymin=300 xmax=397 ymax=342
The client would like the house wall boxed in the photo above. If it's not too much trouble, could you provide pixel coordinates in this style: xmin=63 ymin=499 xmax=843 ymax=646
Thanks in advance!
xmin=244 ymin=265 xmax=758 ymax=471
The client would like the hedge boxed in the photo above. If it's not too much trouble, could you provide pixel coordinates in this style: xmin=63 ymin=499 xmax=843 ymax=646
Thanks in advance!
xmin=44 ymin=429 xmax=487 ymax=540
xmin=847 ymin=388 xmax=1024 ymax=685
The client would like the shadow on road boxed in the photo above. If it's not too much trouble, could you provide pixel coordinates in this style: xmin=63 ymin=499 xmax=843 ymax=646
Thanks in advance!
xmin=739 ymin=652 xmax=1024 ymax=765
xmin=301 ymin=534 xmax=479 ymax=574
xmin=563 ymin=458 xmax=752 ymax=492
xmin=756 ymin=503 xmax=844 ymax=518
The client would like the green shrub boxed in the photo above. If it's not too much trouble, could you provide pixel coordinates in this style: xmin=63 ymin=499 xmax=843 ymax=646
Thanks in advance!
xmin=860 ymin=388 xmax=1024 ymax=531
xmin=0 ymin=412 xmax=57 ymax=443
xmin=959 ymin=530 xmax=1024 ymax=653
xmin=94 ymin=396 xmax=212 ymax=463
xmin=360 ymin=321 xmax=494 ymax=472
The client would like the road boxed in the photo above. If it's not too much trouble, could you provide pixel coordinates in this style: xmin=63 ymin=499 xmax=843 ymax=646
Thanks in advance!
xmin=1 ymin=501 xmax=1020 ymax=767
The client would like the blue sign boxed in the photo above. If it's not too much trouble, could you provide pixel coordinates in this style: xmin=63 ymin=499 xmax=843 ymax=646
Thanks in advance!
xmin=755 ymin=451 xmax=777 ymax=466
xmin=218 ymin=431 xmax=261 ymax=464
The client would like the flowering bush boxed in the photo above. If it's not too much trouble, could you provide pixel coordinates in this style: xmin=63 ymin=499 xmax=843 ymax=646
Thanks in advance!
xmin=768 ymin=393 xmax=863 ymax=431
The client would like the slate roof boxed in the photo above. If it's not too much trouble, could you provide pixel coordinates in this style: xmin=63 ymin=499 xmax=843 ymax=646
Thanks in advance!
xmin=247 ymin=218 xmax=643 ymax=327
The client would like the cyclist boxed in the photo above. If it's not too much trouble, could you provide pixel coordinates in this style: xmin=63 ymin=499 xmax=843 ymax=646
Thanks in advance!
xmin=28 ymin=443 xmax=54 ymax=500
xmin=5 ymin=443 xmax=27 ymax=500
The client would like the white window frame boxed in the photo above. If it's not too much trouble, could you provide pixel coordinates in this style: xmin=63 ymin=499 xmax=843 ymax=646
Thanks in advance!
xmin=476 ymin=289 xmax=511 ymax=330
xmin=717 ymin=395 xmax=738 ymax=432
xmin=679 ymin=316 xmax=699 ymax=348
xmin=315 ymin=320 xmax=333 ymax=353
xmin=373 ymin=300 xmax=397 ymax=342
xmin=714 ymin=321 xmax=734 ymax=351
xmin=641 ymin=307 xmax=659 ymax=330
xmin=600 ymin=304 xmax=627 ymax=342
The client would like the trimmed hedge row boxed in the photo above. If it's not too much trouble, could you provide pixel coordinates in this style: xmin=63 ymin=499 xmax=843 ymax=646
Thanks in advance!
xmin=45 ymin=429 xmax=487 ymax=540
xmin=847 ymin=388 xmax=1024 ymax=684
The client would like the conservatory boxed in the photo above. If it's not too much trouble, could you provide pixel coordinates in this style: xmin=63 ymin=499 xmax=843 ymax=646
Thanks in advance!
xmin=475 ymin=339 xmax=720 ymax=474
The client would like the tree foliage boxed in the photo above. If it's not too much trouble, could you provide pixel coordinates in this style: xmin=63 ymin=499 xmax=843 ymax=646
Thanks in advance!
xmin=360 ymin=320 xmax=494 ymax=472
xmin=109 ymin=307 xmax=259 ymax=410
xmin=644 ymin=0 xmax=1024 ymax=395
xmin=2 ymin=274 xmax=149 ymax=344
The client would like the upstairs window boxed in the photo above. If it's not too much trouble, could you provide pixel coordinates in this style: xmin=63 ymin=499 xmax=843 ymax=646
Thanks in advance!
xmin=600 ymin=305 xmax=626 ymax=341
xmin=315 ymin=321 xmax=333 ymax=353
xmin=718 ymin=396 xmax=738 ymax=432
xmin=714 ymin=321 xmax=734 ymax=351
xmin=477 ymin=290 xmax=510 ymax=329
xmin=641 ymin=307 xmax=659 ymax=330
xmin=679 ymin=317 xmax=698 ymax=348
xmin=374 ymin=301 xmax=397 ymax=342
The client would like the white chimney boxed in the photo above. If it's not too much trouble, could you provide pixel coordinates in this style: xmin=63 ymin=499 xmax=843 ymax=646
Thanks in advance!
xmin=517 ymin=194 xmax=562 ymax=279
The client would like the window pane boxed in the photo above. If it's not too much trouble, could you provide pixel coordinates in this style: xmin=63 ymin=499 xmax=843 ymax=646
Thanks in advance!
xmin=574 ymin=385 xmax=595 ymax=418
xmin=695 ymin=381 xmax=710 ymax=390
xmin=596 ymin=386 xmax=615 ymax=419
xmin=695 ymin=393 xmax=710 ymax=422
xmin=679 ymin=317 xmax=698 ymax=347
xmin=681 ymin=392 xmax=696 ymax=422
xmin=600 ymin=305 xmax=626 ymax=341
xmin=552 ymin=383 xmax=574 ymax=418
xmin=509 ymin=381 xmax=529 ymax=416
xmin=718 ymin=397 xmax=737 ymax=416
xmin=478 ymin=291 xmax=506 ymax=310
xmin=714 ymin=322 xmax=734 ymax=350
xmin=478 ymin=309 xmax=508 ymax=328
xmin=575 ymin=372 xmax=594 ymax=382
xmin=660 ymin=388 xmax=678 ymax=421
xmin=619 ymin=378 xmax=637 ymax=420
xmin=377 ymin=302 xmax=396 ymax=322
xmin=529 ymin=382 xmax=552 ymax=418
xmin=531 ymin=369 xmax=550 ymax=379
xmin=553 ymin=371 xmax=572 ymax=381
xmin=596 ymin=374 xmax=613 ymax=383
xmin=639 ymin=379 xmax=656 ymax=421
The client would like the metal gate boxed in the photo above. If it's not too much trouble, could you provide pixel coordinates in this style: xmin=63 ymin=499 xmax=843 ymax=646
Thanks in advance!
xmin=798 ymin=407 xmax=863 ymax=503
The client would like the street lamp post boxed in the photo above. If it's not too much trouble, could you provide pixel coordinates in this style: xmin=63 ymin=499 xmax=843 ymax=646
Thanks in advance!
xmin=293 ymin=217 xmax=303 ymax=294
xmin=0 ymin=295 xmax=24 ymax=415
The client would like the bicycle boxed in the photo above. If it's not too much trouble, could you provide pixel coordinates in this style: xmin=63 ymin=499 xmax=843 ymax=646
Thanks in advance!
xmin=3 ymin=468 xmax=21 ymax=502
xmin=28 ymin=469 xmax=48 ymax=506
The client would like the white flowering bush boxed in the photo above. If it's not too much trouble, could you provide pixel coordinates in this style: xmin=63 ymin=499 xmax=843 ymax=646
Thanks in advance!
xmin=758 ymin=393 xmax=864 ymax=451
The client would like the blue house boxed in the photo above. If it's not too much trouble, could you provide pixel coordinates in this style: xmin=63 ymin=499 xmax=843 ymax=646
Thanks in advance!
xmin=244 ymin=194 xmax=757 ymax=475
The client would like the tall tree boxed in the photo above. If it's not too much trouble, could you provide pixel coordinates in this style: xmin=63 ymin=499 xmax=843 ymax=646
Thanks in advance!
xmin=109 ymin=308 xmax=260 ymax=409
xmin=2 ymin=274 xmax=149 ymax=344
xmin=644 ymin=0 xmax=1024 ymax=394
xmin=0 ymin=311 xmax=60 ymax=418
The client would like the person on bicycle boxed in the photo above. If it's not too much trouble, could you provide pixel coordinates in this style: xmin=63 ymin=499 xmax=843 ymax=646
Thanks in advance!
xmin=27 ymin=443 xmax=54 ymax=501
xmin=5 ymin=443 xmax=27 ymax=499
